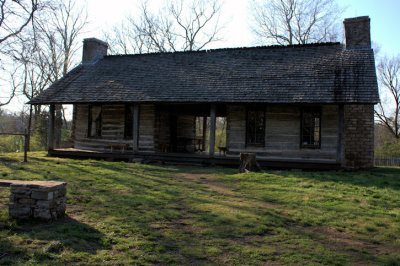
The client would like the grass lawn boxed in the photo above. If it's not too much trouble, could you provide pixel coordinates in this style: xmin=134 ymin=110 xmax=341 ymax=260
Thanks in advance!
xmin=1 ymin=152 xmax=400 ymax=265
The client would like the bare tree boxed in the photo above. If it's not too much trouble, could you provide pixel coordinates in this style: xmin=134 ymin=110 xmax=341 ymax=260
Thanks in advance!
xmin=251 ymin=0 xmax=342 ymax=45
xmin=169 ymin=0 xmax=221 ymax=51
xmin=0 ymin=75 xmax=17 ymax=107
xmin=7 ymin=0 xmax=87 ymax=148
xmin=375 ymin=56 xmax=400 ymax=139
xmin=34 ymin=0 xmax=87 ymax=148
xmin=103 ymin=22 xmax=148 ymax=55
xmin=375 ymin=123 xmax=396 ymax=148
xmin=104 ymin=0 xmax=223 ymax=54
xmin=36 ymin=0 xmax=87 ymax=79
xmin=0 ymin=0 xmax=44 ymax=106
xmin=0 ymin=0 xmax=38 ymax=45
xmin=8 ymin=37 xmax=52 ymax=149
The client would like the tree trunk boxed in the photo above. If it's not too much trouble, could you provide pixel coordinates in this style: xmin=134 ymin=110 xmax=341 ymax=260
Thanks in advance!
xmin=239 ymin=153 xmax=262 ymax=173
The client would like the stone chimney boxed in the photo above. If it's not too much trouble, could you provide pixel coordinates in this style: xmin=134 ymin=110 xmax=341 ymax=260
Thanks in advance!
xmin=82 ymin=38 xmax=108 ymax=64
xmin=343 ymin=16 xmax=371 ymax=49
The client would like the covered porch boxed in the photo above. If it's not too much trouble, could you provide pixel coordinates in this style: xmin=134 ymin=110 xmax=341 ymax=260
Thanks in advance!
xmin=47 ymin=103 xmax=227 ymax=156
xmin=44 ymin=101 xmax=346 ymax=169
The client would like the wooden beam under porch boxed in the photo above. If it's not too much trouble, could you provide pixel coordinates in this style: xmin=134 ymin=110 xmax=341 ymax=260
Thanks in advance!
xmin=49 ymin=148 xmax=341 ymax=170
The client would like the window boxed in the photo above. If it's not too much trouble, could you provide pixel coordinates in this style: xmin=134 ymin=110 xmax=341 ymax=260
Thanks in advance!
xmin=124 ymin=104 xmax=133 ymax=139
xmin=88 ymin=105 xmax=102 ymax=137
xmin=301 ymin=107 xmax=321 ymax=148
xmin=246 ymin=107 xmax=265 ymax=146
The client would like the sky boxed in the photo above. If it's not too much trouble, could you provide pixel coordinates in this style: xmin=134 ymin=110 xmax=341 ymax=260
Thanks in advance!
xmin=337 ymin=0 xmax=399 ymax=57
xmin=85 ymin=0 xmax=254 ymax=49
xmin=84 ymin=0 xmax=400 ymax=57
xmin=2 ymin=0 xmax=400 ymax=112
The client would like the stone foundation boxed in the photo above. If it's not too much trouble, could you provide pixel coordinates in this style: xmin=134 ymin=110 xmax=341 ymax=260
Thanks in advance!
xmin=0 ymin=180 xmax=67 ymax=221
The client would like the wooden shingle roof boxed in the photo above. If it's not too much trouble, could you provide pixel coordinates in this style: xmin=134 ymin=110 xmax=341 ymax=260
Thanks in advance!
xmin=30 ymin=42 xmax=379 ymax=104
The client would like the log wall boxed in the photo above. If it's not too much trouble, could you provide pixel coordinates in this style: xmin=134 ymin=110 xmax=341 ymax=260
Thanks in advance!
xmin=155 ymin=111 xmax=170 ymax=151
xmin=102 ymin=104 xmax=125 ymax=140
xmin=154 ymin=111 xmax=196 ymax=152
xmin=72 ymin=103 xmax=156 ymax=152
xmin=138 ymin=104 xmax=155 ymax=152
xmin=73 ymin=104 xmax=88 ymax=141
xmin=70 ymin=103 xmax=355 ymax=164
xmin=72 ymin=103 xmax=198 ymax=153
xmin=226 ymin=105 xmax=246 ymax=151
xmin=226 ymin=104 xmax=338 ymax=160
xmin=177 ymin=115 xmax=196 ymax=152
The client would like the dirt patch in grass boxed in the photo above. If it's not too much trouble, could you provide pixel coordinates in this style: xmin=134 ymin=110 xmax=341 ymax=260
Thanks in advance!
xmin=151 ymin=218 xmax=203 ymax=234
xmin=65 ymin=204 xmax=87 ymax=221
xmin=175 ymin=172 xmax=282 ymax=210
xmin=175 ymin=173 xmax=238 ymax=196
xmin=300 ymin=225 xmax=400 ymax=263
xmin=303 ymin=226 xmax=377 ymax=251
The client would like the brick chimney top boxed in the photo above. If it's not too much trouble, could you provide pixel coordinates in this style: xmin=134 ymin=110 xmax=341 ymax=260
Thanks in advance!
xmin=82 ymin=38 xmax=108 ymax=64
xmin=343 ymin=16 xmax=371 ymax=50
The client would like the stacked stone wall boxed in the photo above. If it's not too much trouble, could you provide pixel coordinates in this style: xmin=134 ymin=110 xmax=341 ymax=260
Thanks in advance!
xmin=6 ymin=181 xmax=67 ymax=221
xmin=344 ymin=104 xmax=374 ymax=168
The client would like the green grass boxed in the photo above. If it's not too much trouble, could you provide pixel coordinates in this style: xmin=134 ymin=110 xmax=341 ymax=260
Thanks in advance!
xmin=1 ymin=152 xmax=400 ymax=265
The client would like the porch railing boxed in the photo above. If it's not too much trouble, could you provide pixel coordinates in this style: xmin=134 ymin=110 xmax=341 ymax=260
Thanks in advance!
xmin=374 ymin=157 xmax=400 ymax=167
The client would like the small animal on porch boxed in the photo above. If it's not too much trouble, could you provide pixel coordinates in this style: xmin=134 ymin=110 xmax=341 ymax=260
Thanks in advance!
xmin=218 ymin=147 xmax=227 ymax=156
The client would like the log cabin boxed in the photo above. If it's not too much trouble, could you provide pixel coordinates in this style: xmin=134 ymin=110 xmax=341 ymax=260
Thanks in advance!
xmin=30 ymin=16 xmax=379 ymax=169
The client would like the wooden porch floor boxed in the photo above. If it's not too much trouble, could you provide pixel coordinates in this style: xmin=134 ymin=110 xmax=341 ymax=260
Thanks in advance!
xmin=49 ymin=148 xmax=341 ymax=170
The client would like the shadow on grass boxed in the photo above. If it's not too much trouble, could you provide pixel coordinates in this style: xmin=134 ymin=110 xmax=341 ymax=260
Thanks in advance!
xmin=12 ymin=215 xmax=108 ymax=254
xmin=0 ymin=156 xmax=23 ymax=164
xmin=1 ymin=153 xmax=397 ymax=264
xmin=279 ymin=167 xmax=400 ymax=191
xmin=93 ymin=182 xmax=383 ymax=264
xmin=0 ymin=237 xmax=28 ymax=264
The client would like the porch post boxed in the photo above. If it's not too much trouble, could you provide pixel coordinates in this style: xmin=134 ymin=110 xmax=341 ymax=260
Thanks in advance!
xmin=202 ymin=116 xmax=207 ymax=151
xmin=132 ymin=103 xmax=139 ymax=153
xmin=209 ymin=104 xmax=216 ymax=157
xmin=337 ymin=104 xmax=344 ymax=166
xmin=48 ymin=104 xmax=55 ymax=150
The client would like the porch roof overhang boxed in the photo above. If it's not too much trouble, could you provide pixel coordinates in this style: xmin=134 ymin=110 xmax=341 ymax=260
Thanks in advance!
xmin=29 ymin=43 xmax=379 ymax=105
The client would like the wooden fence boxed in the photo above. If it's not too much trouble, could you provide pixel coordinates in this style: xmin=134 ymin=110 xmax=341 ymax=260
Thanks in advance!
xmin=374 ymin=157 xmax=400 ymax=167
